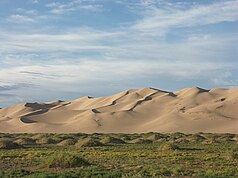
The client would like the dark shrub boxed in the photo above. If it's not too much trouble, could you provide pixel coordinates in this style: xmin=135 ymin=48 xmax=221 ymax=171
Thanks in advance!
xmin=14 ymin=138 xmax=36 ymax=145
xmin=0 ymin=138 xmax=22 ymax=149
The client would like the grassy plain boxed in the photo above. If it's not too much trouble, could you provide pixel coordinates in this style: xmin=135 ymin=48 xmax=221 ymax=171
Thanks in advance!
xmin=0 ymin=132 xmax=237 ymax=178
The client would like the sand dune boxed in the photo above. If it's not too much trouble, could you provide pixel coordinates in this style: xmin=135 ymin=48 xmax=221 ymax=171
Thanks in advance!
xmin=0 ymin=87 xmax=238 ymax=133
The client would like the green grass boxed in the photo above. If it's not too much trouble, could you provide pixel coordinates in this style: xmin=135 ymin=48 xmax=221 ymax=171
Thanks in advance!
xmin=0 ymin=133 xmax=237 ymax=177
xmin=44 ymin=154 xmax=90 ymax=168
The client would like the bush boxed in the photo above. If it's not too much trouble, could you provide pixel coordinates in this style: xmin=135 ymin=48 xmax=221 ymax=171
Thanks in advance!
xmin=129 ymin=138 xmax=153 ymax=144
xmin=218 ymin=134 xmax=235 ymax=142
xmin=202 ymin=138 xmax=220 ymax=145
xmin=31 ymin=134 xmax=45 ymax=140
xmin=190 ymin=134 xmax=206 ymax=142
xmin=0 ymin=138 xmax=22 ymax=149
xmin=57 ymin=139 xmax=76 ymax=146
xmin=170 ymin=132 xmax=186 ymax=141
xmin=36 ymin=137 xmax=55 ymax=145
xmin=160 ymin=143 xmax=180 ymax=151
xmin=45 ymin=154 xmax=89 ymax=168
xmin=14 ymin=138 xmax=36 ymax=145
xmin=175 ymin=138 xmax=189 ymax=143
xmin=145 ymin=133 xmax=164 ymax=141
xmin=75 ymin=138 xmax=104 ymax=148
xmin=53 ymin=134 xmax=76 ymax=141
xmin=100 ymin=136 xmax=125 ymax=145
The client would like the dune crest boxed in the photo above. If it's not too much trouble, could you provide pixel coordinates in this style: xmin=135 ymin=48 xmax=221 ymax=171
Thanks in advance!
xmin=0 ymin=87 xmax=238 ymax=133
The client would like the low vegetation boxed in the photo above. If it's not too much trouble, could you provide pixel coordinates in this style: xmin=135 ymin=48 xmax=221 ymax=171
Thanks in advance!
xmin=45 ymin=154 xmax=90 ymax=168
xmin=100 ymin=136 xmax=125 ymax=145
xmin=75 ymin=138 xmax=104 ymax=148
xmin=231 ymin=147 xmax=238 ymax=159
xmin=14 ymin=138 xmax=36 ymax=145
xmin=0 ymin=132 xmax=237 ymax=177
xmin=57 ymin=139 xmax=76 ymax=146
xmin=159 ymin=142 xmax=180 ymax=151
xmin=0 ymin=138 xmax=22 ymax=149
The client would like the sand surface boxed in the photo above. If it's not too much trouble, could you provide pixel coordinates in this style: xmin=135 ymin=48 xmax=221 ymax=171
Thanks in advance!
xmin=0 ymin=87 xmax=238 ymax=133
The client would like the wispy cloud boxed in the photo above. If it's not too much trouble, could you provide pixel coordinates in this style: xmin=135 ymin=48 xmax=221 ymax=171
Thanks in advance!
xmin=132 ymin=0 xmax=238 ymax=33
xmin=0 ymin=82 xmax=32 ymax=91
xmin=0 ymin=59 xmax=234 ymax=90
xmin=6 ymin=8 xmax=47 ymax=24
xmin=0 ymin=28 xmax=122 ymax=52
xmin=46 ymin=0 xmax=104 ymax=14
xmin=6 ymin=14 xmax=36 ymax=23
xmin=0 ymin=57 xmax=236 ymax=106
xmin=0 ymin=25 xmax=236 ymax=60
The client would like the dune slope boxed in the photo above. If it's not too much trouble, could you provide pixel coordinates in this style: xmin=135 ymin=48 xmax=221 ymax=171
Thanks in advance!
xmin=0 ymin=87 xmax=238 ymax=133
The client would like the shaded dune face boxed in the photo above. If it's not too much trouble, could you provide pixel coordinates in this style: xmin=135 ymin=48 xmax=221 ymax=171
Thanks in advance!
xmin=0 ymin=87 xmax=238 ymax=133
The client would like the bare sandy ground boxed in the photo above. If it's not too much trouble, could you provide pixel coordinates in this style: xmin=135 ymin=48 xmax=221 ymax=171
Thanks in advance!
xmin=0 ymin=87 xmax=238 ymax=133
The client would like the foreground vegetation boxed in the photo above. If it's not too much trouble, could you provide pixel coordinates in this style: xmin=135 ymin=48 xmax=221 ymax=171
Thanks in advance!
xmin=0 ymin=132 xmax=237 ymax=178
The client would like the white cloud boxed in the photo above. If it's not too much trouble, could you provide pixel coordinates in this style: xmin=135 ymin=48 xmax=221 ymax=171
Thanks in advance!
xmin=132 ymin=0 xmax=238 ymax=33
xmin=7 ymin=14 xmax=36 ymax=23
xmin=0 ymin=59 xmax=233 ymax=89
xmin=0 ymin=26 xmax=236 ymax=61
xmin=5 ymin=11 xmax=47 ymax=24
xmin=0 ymin=58 xmax=235 ymax=107
xmin=46 ymin=0 xmax=103 ymax=14
xmin=0 ymin=29 xmax=122 ymax=52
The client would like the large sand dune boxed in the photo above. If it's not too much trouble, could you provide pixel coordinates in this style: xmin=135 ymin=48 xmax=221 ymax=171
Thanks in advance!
xmin=0 ymin=87 xmax=238 ymax=133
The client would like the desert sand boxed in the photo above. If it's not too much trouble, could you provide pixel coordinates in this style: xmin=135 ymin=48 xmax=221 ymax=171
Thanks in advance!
xmin=0 ymin=87 xmax=238 ymax=133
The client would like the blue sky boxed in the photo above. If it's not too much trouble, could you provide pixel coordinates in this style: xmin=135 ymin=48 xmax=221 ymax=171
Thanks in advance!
xmin=0 ymin=0 xmax=237 ymax=107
